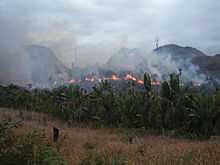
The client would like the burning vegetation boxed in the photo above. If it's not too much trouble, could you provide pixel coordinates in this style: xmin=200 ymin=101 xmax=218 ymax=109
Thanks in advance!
xmin=67 ymin=73 xmax=160 ymax=86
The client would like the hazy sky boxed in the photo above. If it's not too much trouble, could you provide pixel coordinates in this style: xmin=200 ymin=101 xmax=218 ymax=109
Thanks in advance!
xmin=0 ymin=0 xmax=220 ymax=66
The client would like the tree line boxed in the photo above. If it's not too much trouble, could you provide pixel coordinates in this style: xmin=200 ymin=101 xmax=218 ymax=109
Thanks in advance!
xmin=1 ymin=73 xmax=220 ymax=138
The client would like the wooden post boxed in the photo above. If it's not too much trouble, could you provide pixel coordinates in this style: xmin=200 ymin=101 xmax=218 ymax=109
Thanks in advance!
xmin=53 ymin=127 xmax=59 ymax=142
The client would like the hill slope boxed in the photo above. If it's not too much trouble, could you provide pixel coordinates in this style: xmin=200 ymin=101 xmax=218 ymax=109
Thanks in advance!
xmin=192 ymin=54 xmax=220 ymax=79
xmin=153 ymin=44 xmax=207 ymax=60
xmin=24 ymin=45 xmax=69 ymax=87
xmin=0 ymin=45 xmax=69 ymax=87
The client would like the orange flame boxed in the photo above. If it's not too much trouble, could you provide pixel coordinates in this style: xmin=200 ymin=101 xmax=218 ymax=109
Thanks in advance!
xmin=112 ymin=75 xmax=120 ymax=80
xmin=137 ymin=80 xmax=144 ymax=85
xmin=70 ymin=74 xmax=161 ymax=86
xmin=69 ymin=79 xmax=76 ymax=84
xmin=124 ymin=74 xmax=137 ymax=81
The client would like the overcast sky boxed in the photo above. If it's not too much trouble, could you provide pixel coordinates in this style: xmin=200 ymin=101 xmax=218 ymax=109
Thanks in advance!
xmin=0 ymin=0 xmax=220 ymax=66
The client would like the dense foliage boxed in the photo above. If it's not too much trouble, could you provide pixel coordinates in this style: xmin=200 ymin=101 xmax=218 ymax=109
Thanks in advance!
xmin=1 ymin=73 xmax=220 ymax=138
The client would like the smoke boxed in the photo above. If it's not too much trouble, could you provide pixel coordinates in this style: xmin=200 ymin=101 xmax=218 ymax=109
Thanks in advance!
xmin=0 ymin=3 xmax=209 ymax=87
xmin=143 ymin=50 xmax=207 ymax=83
xmin=0 ymin=0 xmax=122 ymax=86
xmin=0 ymin=0 xmax=217 ymax=87
xmin=105 ymin=47 xmax=207 ymax=83
xmin=0 ymin=2 xmax=31 ymax=85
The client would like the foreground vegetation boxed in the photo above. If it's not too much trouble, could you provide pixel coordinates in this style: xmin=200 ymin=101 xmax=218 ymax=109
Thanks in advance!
xmin=0 ymin=119 xmax=68 ymax=165
xmin=1 ymin=73 xmax=220 ymax=139
xmin=1 ymin=109 xmax=220 ymax=165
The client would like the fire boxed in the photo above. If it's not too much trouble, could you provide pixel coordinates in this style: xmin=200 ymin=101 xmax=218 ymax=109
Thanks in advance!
xmin=69 ymin=79 xmax=76 ymax=84
xmin=137 ymin=80 xmax=144 ymax=85
xmin=69 ymin=74 xmax=161 ymax=86
xmin=124 ymin=74 xmax=137 ymax=81
xmin=111 ymin=75 xmax=120 ymax=81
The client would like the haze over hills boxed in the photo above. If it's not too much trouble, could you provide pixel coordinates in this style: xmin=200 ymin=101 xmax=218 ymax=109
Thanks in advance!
xmin=192 ymin=54 xmax=220 ymax=79
xmin=0 ymin=52 xmax=25 ymax=85
xmin=153 ymin=44 xmax=207 ymax=60
xmin=0 ymin=45 xmax=69 ymax=87
xmin=107 ymin=44 xmax=209 ymax=73
xmin=105 ymin=48 xmax=149 ymax=72
xmin=24 ymin=45 xmax=69 ymax=87
xmin=1 ymin=43 xmax=220 ymax=86
xmin=153 ymin=44 xmax=220 ymax=80
xmin=106 ymin=44 xmax=220 ymax=82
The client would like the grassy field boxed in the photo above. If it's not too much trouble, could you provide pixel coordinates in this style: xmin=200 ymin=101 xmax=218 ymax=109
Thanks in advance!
xmin=1 ymin=108 xmax=220 ymax=165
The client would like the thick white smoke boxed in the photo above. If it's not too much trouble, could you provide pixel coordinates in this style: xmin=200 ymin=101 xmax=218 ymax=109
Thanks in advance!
xmin=144 ymin=51 xmax=207 ymax=83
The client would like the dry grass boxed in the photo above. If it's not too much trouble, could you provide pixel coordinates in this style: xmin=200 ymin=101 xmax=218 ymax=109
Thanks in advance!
xmin=0 ymin=108 xmax=220 ymax=165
